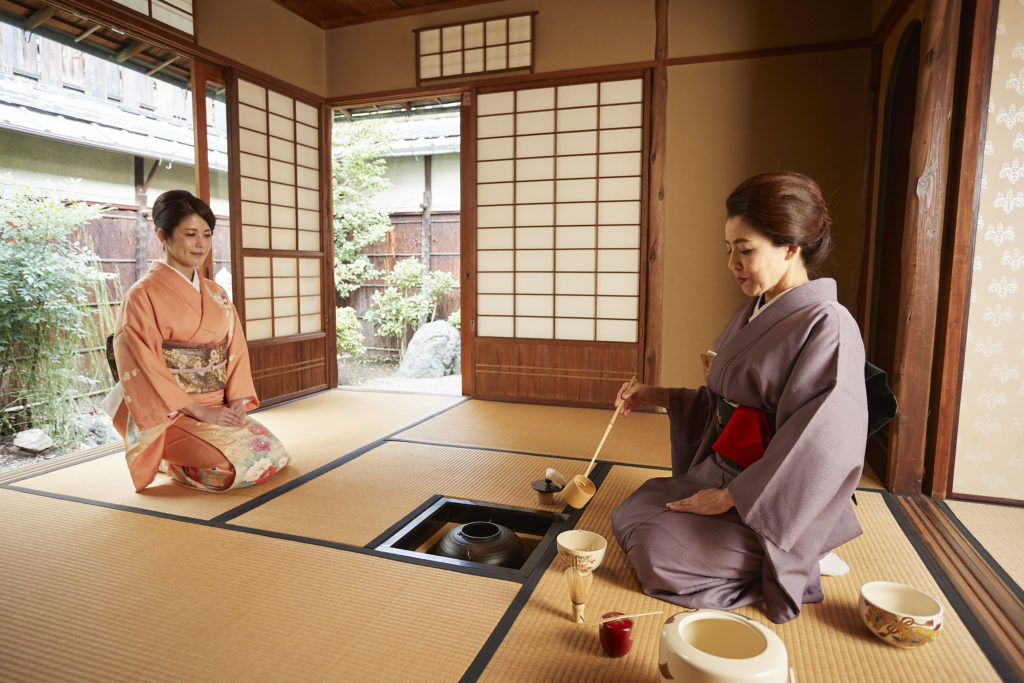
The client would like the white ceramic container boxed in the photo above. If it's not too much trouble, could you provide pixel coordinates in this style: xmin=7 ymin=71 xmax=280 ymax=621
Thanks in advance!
xmin=659 ymin=609 xmax=789 ymax=683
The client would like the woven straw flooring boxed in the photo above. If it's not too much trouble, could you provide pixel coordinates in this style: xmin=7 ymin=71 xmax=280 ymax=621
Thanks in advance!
xmin=0 ymin=390 xmax=1013 ymax=681
xmin=480 ymin=469 xmax=1001 ymax=682
xmin=0 ymin=488 xmax=519 ymax=682
xmin=944 ymin=499 xmax=1024 ymax=591
xmin=4 ymin=390 xmax=462 ymax=520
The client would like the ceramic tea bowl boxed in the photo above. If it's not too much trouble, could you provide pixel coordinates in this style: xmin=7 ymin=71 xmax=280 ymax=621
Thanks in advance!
xmin=858 ymin=581 xmax=943 ymax=648
xmin=555 ymin=529 xmax=607 ymax=572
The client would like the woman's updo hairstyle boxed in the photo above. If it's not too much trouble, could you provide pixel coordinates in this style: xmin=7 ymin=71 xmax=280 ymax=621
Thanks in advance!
xmin=152 ymin=190 xmax=215 ymax=237
xmin=726 ymin=171 xmax=833 ymax=276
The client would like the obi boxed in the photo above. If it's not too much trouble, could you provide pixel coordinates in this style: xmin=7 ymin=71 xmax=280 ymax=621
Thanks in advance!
xmin=712 ymin=398 xmax=776 ymax=469
xmin=162 ymin=340 xmax=228 ymax=394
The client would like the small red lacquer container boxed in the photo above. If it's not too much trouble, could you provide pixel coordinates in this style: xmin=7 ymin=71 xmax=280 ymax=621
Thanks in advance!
xmin=599 ymin=612 xmax=633 ymax=657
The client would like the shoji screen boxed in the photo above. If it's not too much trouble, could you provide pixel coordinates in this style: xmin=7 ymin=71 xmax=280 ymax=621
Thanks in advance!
xmin=470 ymin=76 xmax=646 ymax=406
xmin=232 ymin=76 xmax=333 ymax=404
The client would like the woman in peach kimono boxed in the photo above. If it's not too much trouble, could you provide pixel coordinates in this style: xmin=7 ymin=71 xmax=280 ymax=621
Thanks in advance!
xmin=105 ymin=190 xmax=290 ymax=492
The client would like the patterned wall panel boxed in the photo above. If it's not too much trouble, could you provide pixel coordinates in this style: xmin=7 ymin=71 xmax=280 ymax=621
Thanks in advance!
xmin=954 ymin=2 xmax=1024 ymax=501
xmin=475 ymin=77 xmax=643 ymax=344
xmin=236 ymin=78 xmax=322 ymax=341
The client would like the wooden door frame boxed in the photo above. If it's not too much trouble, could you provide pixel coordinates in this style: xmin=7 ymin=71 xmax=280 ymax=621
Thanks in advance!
xmin=463 ymin=69 xmax=653 ymax=407
xmin=225 ymin=68 xmax=337 ymax=405
xmin=926 ymin=0 xmax=1000 ymax=499
xmin=878 ymin=0 xmax=962 ymax=496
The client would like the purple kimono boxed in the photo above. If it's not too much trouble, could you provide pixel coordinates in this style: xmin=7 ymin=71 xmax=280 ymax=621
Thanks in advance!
xmin=611 ymin=278 xmax=867 ymax=623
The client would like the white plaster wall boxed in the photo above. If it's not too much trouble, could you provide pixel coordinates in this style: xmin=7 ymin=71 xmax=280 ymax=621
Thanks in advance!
xmin=374 ymin=153 xmax=461 ymax=213
xmin=0 ymin=129 xmax=229 ymax=213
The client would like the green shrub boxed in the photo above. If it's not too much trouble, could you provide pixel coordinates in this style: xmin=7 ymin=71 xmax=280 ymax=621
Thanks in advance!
xmin=447 ymin=309 xmax=461 ymax=330
xmin=365 ymin=258 xmax=457 ymax=358
xmin=0 ymin=180 xmax=111 ymax=445
xmin=335 ymin=306 xmax=366 ymax=358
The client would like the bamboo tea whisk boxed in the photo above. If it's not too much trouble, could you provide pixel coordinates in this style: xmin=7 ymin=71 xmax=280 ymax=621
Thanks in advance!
xmin=563 ymin=565 xmax=593 ymax=623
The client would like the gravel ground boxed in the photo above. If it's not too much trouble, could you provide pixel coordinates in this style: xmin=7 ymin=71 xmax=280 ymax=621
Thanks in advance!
xmin=337 ymin=357 xmax=462 ymax=395
xmin=0 ymin=438 xmax=71 ymax=475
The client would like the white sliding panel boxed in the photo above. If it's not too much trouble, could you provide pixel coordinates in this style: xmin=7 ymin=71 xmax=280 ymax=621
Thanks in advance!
xmin=475 ymin=77 xmax=643 ymax=343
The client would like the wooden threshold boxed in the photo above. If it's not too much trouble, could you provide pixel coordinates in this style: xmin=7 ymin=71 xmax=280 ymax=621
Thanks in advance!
xmin=896 ymin=496 xmax=1024 ymax=681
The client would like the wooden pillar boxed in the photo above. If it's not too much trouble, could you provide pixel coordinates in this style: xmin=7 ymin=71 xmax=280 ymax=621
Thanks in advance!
xmin=925 ymin=0 xmax=999 ymax=497
xmin=133 ymin=156 xmax=159 ymax=281
xmin=644 ymin=0 xmax=668 ymax=385
xmin=887 ymin=0 xmax=962 ymax=495
xmin=421 ymin=154 xmax=433 ymax=280
xmin=191 ymin=61 xmax=213 ymax=280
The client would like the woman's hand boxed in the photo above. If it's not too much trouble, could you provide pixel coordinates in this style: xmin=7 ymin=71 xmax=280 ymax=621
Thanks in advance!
xmin=182 ymin=402 xmax=245 ymax=427
xmin=666 ymin=488 xmax=734 ymax=515
xmin=616 ymin=382 xmax=669 ymax=416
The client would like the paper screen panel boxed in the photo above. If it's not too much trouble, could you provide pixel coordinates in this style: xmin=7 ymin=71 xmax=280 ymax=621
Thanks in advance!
xmin=237 ymin=78 xmax=322 ymax=339
xmin=416 ymin=13 xmax=534 ymax=83
xmin=475 ymin=76 xmax=643 ymax=342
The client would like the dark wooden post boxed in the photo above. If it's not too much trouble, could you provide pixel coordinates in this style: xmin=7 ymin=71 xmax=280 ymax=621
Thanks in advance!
xmin=926 ymin=0 xmax=999 ymax=497
xmin=133 ymin=156 xmax=159 ymax=281
xmin=191 ymin=61 xmax=213 ymax=280
xmin=644 ymin=0 xmax=668 ymax=386
xmin=887 ymin=0 xmax=962 ymax=495
xmin=421 ymin=154 xmax=433 ymax=280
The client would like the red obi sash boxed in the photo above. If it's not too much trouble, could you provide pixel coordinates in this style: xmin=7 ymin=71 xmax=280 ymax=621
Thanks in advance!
xmin=712 ymin=404 xmax=772 ymax=469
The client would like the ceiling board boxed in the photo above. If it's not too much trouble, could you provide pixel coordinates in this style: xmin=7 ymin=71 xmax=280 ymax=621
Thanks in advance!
xmin=270 ymin=0 xmax=507 ymax=29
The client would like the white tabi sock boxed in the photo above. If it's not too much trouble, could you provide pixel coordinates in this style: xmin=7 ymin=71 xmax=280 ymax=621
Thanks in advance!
xmin=819 ymin=551 xmax=850 ymax=576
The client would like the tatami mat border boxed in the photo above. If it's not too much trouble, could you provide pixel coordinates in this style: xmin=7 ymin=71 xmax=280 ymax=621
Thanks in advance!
xmin=204 ymin=397 xmax=469 ymax=523
xmin=883 ymin=494 xmax=1017 ymax=682
xmin=935 ymin=499 xmax=1024 ymax=603
xmin=456 ymin=462 xmax=611 ymax=682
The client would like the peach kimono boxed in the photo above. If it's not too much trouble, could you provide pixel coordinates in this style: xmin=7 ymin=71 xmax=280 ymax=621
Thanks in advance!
xmin=106 ymin=261 xmax=290 ymax=492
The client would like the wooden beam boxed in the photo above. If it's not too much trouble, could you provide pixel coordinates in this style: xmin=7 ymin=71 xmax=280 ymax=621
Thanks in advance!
xmin=114 ymin=39 xmax=145 ymax=63
xmin=887 ymin=0 xmax=962 ymax=495
xmin=73 ymin=23 xmax=102 ymax=43
xmin=926 ymin=0 xmax=999 ymax=498
xmin=146 ymin=55 xmax=179 ymax=77
xmin=23 ymin=6 xmax=56 ymax=31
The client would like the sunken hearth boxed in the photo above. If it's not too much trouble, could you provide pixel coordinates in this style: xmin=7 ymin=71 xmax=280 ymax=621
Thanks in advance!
xmin=371 ymin=497 xmax=569 ymax=580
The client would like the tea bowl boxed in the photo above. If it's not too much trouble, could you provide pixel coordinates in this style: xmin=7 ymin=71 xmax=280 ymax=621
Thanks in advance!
xmin=555 ymin=529 xmax=607 ymax=572
xmin=858 ymin=581 xmax=943 ymax=648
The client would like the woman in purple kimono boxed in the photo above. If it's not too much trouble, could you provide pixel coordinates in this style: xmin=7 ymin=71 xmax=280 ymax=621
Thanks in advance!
xmin=611 ymin=171 xmax=868 ymax=623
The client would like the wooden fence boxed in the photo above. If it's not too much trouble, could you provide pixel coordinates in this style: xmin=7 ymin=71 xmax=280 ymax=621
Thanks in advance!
xmin=340 ymin=210 xmax=461 ymax=358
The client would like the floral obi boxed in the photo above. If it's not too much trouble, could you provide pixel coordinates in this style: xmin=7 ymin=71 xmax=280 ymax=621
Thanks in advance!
xmin=162 ymin=340 xmax=228 ymax=394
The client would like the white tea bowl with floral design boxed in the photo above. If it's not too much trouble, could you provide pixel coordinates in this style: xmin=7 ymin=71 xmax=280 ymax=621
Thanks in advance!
xmin=859 ymin=581 xmax=943 ymax=648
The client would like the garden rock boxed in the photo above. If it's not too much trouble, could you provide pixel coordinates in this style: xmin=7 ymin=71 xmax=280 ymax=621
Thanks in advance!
xmin=14 ymin=428 xmax=53 ymax=453
xmin=398 ymin=320 xmax=461 ymax=378
xmin=73 ymin=412 xmax=120 ymax=448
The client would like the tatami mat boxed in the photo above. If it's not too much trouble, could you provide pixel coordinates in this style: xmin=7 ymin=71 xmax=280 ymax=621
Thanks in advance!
xmin=944 ymin=499 xmax=1024 ymax=591
xmin=481 ymin=470 xmax=1002 ymax=682
xmin=230 ymin=441 xmax=574 ymax=546
xmin=0 ymin=488 xmax=520 ymax=682
xmin=397 ymin=399 xmax=672 ymax=468
xmin=4 ymin=390 xmax=462 ymax=520
xmin=399 ymin=399 xmax=885 ymax=490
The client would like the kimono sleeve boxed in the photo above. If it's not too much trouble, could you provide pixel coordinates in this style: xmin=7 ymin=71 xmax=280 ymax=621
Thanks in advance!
xmin=667 ymin=386 xmax=716 ymax=475
xmin=727 ymin=308 xmax=867 ymax=552
xmin=224 ymin=301 xmax=259 ymax=410
xmin=112 ymin=286 xmax=193 ymax=431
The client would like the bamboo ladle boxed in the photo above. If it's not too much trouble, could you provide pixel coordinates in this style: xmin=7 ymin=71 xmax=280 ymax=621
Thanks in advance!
xmin=563 ymin=376 xmax=636 ymax=509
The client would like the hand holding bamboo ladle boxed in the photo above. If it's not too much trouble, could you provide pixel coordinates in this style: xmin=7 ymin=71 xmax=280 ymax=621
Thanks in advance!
xmin=563 ymin=376 xmax=637 ymax=509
